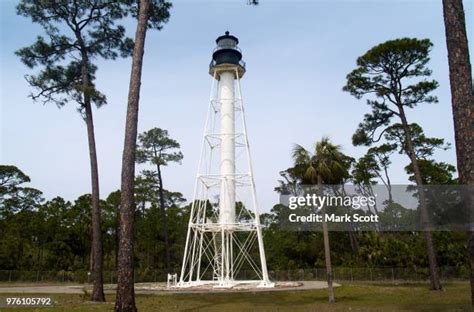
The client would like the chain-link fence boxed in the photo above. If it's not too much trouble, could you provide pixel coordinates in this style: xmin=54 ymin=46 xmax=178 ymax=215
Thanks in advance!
xmin=268 ymin=266 xmax=468 ymax=282
xmin=0 ymin=267 xmax=468 ymax=284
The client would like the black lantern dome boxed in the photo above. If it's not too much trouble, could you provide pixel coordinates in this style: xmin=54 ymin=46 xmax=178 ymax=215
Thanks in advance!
xmin=212 ymin=31 xmax=242 ymax=66
xmin=209 ymin=32 xmax=246 ymax=78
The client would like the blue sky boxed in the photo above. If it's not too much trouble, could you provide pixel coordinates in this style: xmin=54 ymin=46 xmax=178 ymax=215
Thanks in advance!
xmin=1 ymin=0 xmax=472 ymax=212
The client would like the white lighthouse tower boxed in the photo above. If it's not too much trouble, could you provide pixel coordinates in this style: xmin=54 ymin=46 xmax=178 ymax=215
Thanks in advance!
xmin=178 ymin=32 xmax=273 ymax=288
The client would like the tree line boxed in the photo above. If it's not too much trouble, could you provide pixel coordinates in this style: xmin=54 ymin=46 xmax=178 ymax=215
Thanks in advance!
xmin=0 ymin=154 xmax=467 ymax=272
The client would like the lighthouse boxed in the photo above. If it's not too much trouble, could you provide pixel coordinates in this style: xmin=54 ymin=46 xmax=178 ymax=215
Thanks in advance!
xmin=178 ymin=32 xmax=273 ymax=288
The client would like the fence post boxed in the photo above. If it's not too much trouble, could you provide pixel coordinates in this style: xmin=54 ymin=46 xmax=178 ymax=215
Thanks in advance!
xmin=350 ymin=268 xmax=353 ymax=283
xmin=391 ymin=268 xmax=395 ymax=284
xmin=370 ymin=268 xmax=372 ymax=281
xmin=8 ymin=270 xmax=11 ymax=282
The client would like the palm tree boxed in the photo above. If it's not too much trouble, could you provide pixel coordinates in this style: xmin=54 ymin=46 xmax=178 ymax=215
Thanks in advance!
xmin=292 ymin=137 xmax=349 ymax=303
xmin=442 ymin=0 xmax=473 ymax=305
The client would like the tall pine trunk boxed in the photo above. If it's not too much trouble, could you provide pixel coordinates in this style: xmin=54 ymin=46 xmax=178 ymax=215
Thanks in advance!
xmin=77 ymin=34 xmax=105 ymax=302
xmin=442 ymin=0 xmax=473 ymax=305
xmin=398 ymin=106 xmax=442 ymax=291
xmin=318 ymin=175 xmax=335 ymax=303
xmin=115 ymin=1 xmax=150 ymax=311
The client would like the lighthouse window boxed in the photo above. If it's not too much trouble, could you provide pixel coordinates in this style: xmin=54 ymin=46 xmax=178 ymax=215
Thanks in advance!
xmin=218 ymin=38 xmax=236 ymax=49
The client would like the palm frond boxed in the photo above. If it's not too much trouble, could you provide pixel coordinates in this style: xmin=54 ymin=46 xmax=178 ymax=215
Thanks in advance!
xmin=292 ymin=144 xmax=312 ymax=165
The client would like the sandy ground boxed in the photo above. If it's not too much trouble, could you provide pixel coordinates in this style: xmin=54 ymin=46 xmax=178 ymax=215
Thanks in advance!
xmin=0 ymin=281 xmax=339 ymax=294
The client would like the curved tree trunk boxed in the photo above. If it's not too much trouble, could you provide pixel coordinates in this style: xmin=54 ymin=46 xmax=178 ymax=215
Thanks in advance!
xmin=398 ymin=106 xmax=442 ymax=291
xmin=115 ymin=1 xmax=150 ymax=311
xmin=318 ymin=175 xmax=335 ymax=303
xmin=382 ymin=166 xmax=393 ymax=204
xmin=442 ymin=0 xmax=473 ymax=305
xmin=77 ymin=35 xmax=105 ymax=302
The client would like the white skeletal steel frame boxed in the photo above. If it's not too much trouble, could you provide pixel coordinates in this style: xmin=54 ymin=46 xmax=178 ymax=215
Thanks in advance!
xmin=178 ymin=65 xmax=273 ymax=288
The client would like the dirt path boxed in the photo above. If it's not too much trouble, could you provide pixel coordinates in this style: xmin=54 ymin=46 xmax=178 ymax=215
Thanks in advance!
xmin=0 ymin=281 xmax=339 ymax=294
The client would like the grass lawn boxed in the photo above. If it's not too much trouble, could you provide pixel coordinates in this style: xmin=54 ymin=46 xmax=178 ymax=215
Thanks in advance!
xmin=0 ymin=282 xmax=470 ymax=311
